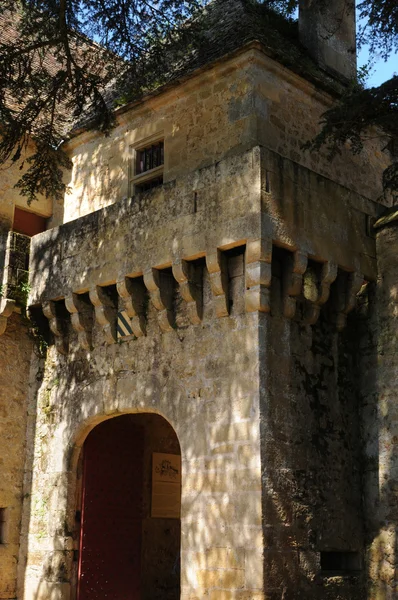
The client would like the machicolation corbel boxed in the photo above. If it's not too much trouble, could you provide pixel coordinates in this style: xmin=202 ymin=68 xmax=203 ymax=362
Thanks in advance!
xmin=144 ymin=268 xmax=175 ymax=332
xmin=245 ymin=239 xmax=272 ymax=313
xmin=42 ymin=300 xmax=68 ymax=354
xmin=206 ymin=251 xmax=229 ymax=318
xmin=89 ymin=286 xmax=117 ymax=344
xmin=303 ymin=261 xmax=338 ymax=325
xmin=65 ymin=293 xmax=93 ymax=350
xmin=334 ymin=271 xmax=364 ymax=331
xmin=116 ymin=277 xmax=147 ymax=337
xmin=172 ymin=259 xmax=203 ymax=324
xmin=282 ymin=251 xmax=308 ymax=319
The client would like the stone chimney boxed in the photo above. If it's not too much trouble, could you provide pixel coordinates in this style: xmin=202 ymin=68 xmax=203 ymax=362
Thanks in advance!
xmin=299 ymin=0 xmax=356 ymax=80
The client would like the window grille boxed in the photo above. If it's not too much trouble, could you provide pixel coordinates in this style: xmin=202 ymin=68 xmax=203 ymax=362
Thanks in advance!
xmin=136 ymin=141 xmax=164 ymax=175
xmin=1 ymin=231 xmax=30 ymax=302
xmin=130 ymin=138 xmax=164 ymax=195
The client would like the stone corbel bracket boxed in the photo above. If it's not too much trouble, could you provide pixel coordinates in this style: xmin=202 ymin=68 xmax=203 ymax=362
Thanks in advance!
xmin=282 ymin=251 xmax=308 ymax=319
xmin=116 ymin=277 xmax=147 ymax=337
xmin=335 ymin=271 xmax=364 ymax=331
xmin=245 ymin=239 xmax=272 ymax=313
xmin=65 ymin=293 xmax=93 ymax=350
xmin=0 ymin=298 xmax=16 ymax=336
xmin=206 ymin=250 xmax=229 ymax=318
xmin=303 ymin=261 xmax=338 ymax=325
xmin=89 ymin=286 xmax=117 ymax=344
xmin=172 ymin=259 xmax=203 ymax=324
xmin=144 ymin=268 xmax=175 ymax=333
xmin=42 ymin=300 xmax=68 ymax=354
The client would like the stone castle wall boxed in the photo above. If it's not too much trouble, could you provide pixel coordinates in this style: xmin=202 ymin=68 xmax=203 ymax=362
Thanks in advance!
xmin=0 ymin=314 xmax=33 ymax=599
xmin=1 ymin=31 xmax=393 ymax=600
xmin=20 ymin=136 xmax=386 ymax=598
xmin=55 ymin=46 xmax=390 ymax=229
xmin=19 ymin=255 xmax=264 ymax=600
xmin=364 ymin=216 xmax=398 ymax=600
xmin=259 ymin=276 xmax=366 ymax=599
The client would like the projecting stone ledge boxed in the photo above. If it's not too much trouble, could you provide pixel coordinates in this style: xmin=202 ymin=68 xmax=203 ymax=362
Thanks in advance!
xmin=33 ymin=242 xmax=365 ymax=353
xmin=0 ymin=298 xmax=16 ymax=335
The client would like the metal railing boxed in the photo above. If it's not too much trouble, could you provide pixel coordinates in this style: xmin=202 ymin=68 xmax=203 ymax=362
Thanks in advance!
xmin=0 ymin=231 xmax=30 ymax=303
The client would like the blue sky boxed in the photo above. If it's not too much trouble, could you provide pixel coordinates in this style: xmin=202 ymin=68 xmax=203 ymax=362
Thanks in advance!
xmin=356 ymin=5 xmax=397 ymax=88
xmin=285 ymin=1 xmax=397 ymax=88
xmin=358 ymin=46 xmax=397 ymax=87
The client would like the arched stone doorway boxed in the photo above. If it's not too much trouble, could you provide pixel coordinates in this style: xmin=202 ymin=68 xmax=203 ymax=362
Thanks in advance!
xmin=76 ymin=413 xmax=181 ymax=600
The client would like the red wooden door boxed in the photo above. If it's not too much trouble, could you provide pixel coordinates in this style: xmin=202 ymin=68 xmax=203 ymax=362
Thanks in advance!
xmin=78 ymin=416 xmax=144 ymax=600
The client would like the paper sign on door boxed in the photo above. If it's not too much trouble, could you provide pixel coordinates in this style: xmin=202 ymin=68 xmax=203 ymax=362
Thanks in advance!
xmin=151 ymin=453 xmax=181 ymax=519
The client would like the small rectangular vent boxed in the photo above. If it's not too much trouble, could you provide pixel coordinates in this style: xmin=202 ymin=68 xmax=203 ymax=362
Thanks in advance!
xmin=320 ymin=551 xmax=361 ymax=573
xmin=0 ymin=508 xmax=6 ymax=544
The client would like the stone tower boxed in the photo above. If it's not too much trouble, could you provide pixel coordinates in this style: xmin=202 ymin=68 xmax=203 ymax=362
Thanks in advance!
xmin=0 ymin=1 xmax=395 ymax=599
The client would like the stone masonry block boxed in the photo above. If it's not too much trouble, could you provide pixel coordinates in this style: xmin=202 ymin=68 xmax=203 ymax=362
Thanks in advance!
xmin=211 ymin=422 xmax=258 ymax=446
xmin=205 ymin=547 xmax=246 ymax=570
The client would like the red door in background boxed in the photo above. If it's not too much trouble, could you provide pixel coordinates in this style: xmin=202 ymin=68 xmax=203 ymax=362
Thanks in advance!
xmin=78 ymin=416 xmax=144 ymax=600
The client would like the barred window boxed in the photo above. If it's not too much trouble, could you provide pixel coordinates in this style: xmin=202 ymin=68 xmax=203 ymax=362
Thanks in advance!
xmin=136 ymin=141 xmax=164 ymax=175
xmin=130 ymin=139 xmax=164 ymax=194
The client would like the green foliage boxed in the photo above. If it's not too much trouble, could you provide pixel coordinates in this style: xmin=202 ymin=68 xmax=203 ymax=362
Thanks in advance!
xmin=18 ymin=280 xmax=31 ymax=305
xmin=0 ymin=0 xmax=396 ymax=201
xmin=0 ymin=0 xmax=206 ymax=203
xmin=18 ymin=308 xmax=49 ymax=356
xmin=31 ymin=328 xmax=49 ymax=358
xmin=303 ymin=75 xmax=398 ymax=201
xmin=24 ymin=306 xmax=49 ymax=358
xmin=357 ymin=0 xmax=398 ymax=59
xmin=13 ymin=139 xmax=73 ymax=206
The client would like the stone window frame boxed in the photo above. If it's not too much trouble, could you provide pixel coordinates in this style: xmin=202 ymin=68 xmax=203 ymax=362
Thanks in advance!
xmin=129 ymin=133 xmax=164 ymax=195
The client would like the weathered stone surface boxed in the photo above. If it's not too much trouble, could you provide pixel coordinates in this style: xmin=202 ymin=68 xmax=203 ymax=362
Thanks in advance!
xmin=19 ymin=271 xmax=264 ymax=599
xmin=0 ymin=314 xmax=33 ymax=599
xmin=366 ymin=218 xmax=398 ymax=600
xmin=299 ymin=0 xmax=356 ymax=79
xmin=0 ymin=17 xmax=394 ymax=600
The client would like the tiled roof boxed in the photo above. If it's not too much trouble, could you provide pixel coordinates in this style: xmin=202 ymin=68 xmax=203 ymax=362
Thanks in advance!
xmin=1 ymin=0 xmax=345 ymax=137
xmin=0 ymin=10 xmax=120 ymax=133
xmin=182 ymin=0 xmax=343 ymax=88
xmin=73 ymin=0 xmax=344 ymax=133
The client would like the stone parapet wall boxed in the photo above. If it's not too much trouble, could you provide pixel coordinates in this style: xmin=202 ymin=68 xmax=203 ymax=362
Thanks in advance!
xmin=30 ymin=147 xmax=262 ymax=304
xmin=261 ymin=149 xmax=380 ymax=282
xmin=58 ymin=46 xmax=389 ymax=229
xmin=30 ymin=147 xmax=378 ymax=311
